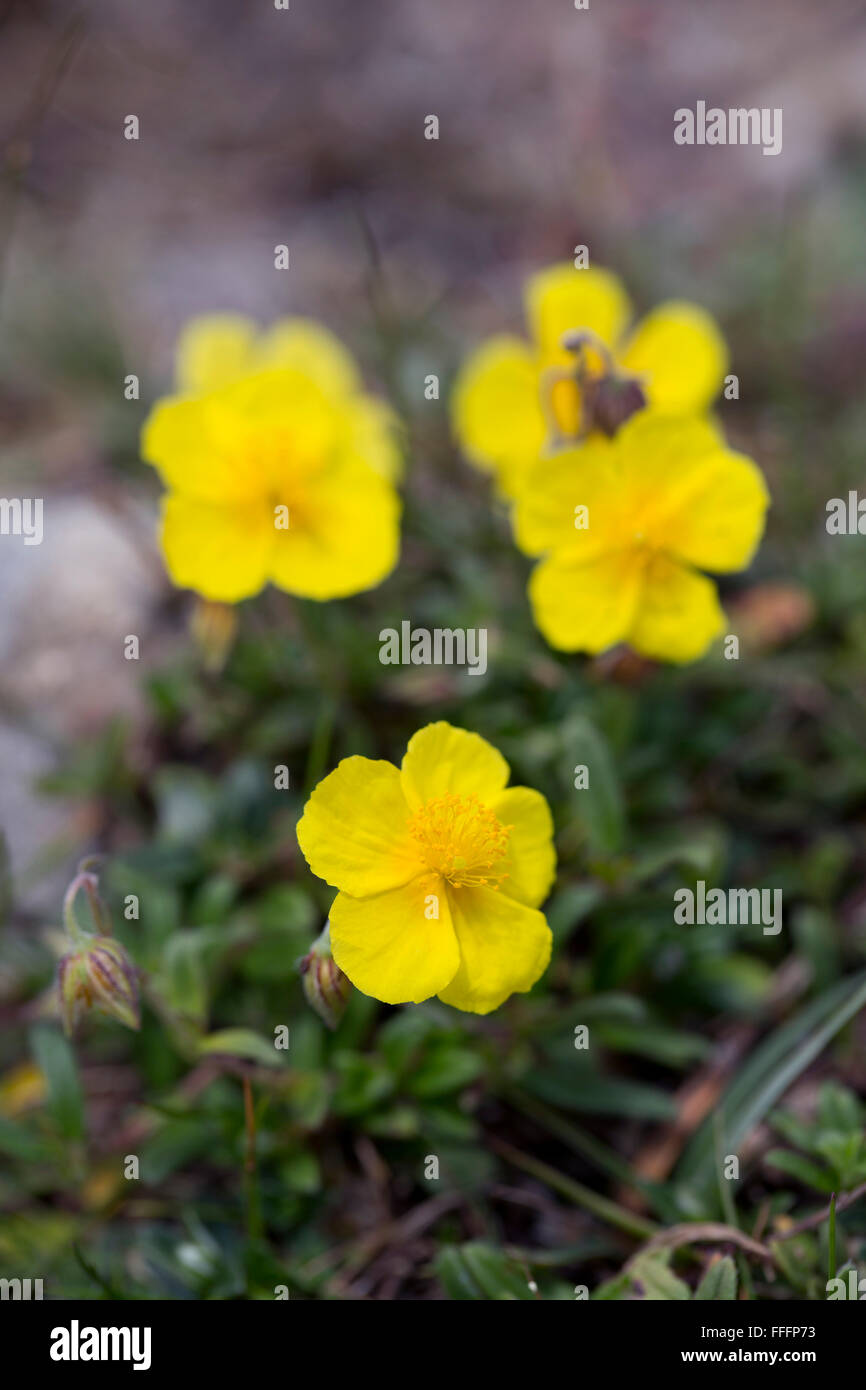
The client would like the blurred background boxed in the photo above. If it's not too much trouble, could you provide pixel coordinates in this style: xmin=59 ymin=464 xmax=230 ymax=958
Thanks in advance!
xmin=2 ymin=0 xmax=866 ymax=1300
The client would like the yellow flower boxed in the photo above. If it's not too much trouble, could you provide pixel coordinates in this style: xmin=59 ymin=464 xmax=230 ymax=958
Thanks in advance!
xmin=297 ymin=722 xmax=556 ymax=1014
xmin=142 ymin=355 xmax=401 ymax=603
xmin=452 ymin=263 xmax=728 ymax=496
xmin=512 ymin=413 xmax=769 ymax=664
xmin=174 ymin=313 xmax=402 ymax=482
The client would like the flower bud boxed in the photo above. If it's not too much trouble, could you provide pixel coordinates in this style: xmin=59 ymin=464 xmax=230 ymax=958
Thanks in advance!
xmin=191 ymin=598 xmax=238 ymax=673
xmin=58 ymin=936 xmax=140 ymax=1036
xmin=582 ymin=372 xmax=647 ymax=437
xmin=299 ymin=923 xmax=350 ymax=1030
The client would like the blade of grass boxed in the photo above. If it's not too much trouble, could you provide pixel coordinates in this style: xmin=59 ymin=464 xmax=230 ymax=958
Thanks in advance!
xmin=491 ymin=1138 xmax=658 ymax=1242
xmin=676 ymin=969 xmax=866 ymax=1201
xmin=503 ymin=1084 xmax=670 ymax=1213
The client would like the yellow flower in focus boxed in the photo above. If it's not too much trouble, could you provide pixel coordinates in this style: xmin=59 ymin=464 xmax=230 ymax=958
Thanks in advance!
xmin=297 ymin=722 xmax=556 ymax=1014
xmin=175 ymin=313 xmax=402 ymax=482
xmin=141 ymin=363 xmax=401 ymax=603
xmin=512 ymin=413 xmax=769 ymax=664
xmin=452 ymin=263 xmax=728 ymax=496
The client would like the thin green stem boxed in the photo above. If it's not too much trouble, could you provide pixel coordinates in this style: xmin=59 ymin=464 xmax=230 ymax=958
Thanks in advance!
xmin=714 ymin=1112 xmax=754 ymax=1299
xmin=491 ymin=1138 xmax=658 ymax=1242
xmin=828 ymin=1192 xmax=837 ymax=1284
xmin=502 ymin=1084 xmax=659 ymax=1200
xmin=303 ymin=695 xmax=338 ymax=796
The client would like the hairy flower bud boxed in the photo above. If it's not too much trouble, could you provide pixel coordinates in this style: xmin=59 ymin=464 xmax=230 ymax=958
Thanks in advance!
xmin=299 ymin=923 xmax=350 ymax=1030
xmin=57 ymin=863 xmax=140 ymax=1036
xmin=59 ymin=936 xmax=141 ymax=1036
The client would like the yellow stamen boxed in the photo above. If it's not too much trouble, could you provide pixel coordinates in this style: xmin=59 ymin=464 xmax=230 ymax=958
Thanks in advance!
xmin=408 ymin=793 xmax=511 ymax=889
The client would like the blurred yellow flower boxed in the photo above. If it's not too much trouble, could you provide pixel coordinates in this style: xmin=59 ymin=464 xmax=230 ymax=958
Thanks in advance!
xmin=297 ymin=721 xmax=555 ymax=1014
xmin=0 ymin=1061 xmax=46 ymax=1117
xmin=142 ymin=359 xmax=401 ymax=603
xmin=452 ymin=263 xmax=728 ymax=496
xmin=174 ymin=314 xmax=402 ymax=482
xmin=512 ymin=413 xmax=769 ymax=664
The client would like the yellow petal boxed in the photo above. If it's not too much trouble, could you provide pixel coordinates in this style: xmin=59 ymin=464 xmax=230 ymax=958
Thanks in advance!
xmin=528 ymin=550 xmax=644 ymax=654
xmin=256 ymin=318 xmax=361 ymax=396
xmin=511 ymin=438 xmax=622 ymax=559
xmin=175 ymin=315 xmax=259 ymax=394
xmin=400 ymin=722 xmax=509 ymax=812
xmin=618 ymin=302 xmax=727 ymax=413
xmin=451 ymin=335 xmax=546 ymax=492
xmin=297 ymin=757 xmax=420 ymax=895
xmin=160 ymin=493 xmax=272 ymax=601
xmin=221 ymin=369 xmax=341 ymax=483
xmin=142 ymin=393 xmax=268 ymax=503
xmin=346 ymin=395 xmax=404 ymax=483
xmin=491 ymin=786 xmax=556 ymax=908
xmin=330 ymin=876 xmax=460 ymax=1005
xmin=664 ymin=445 xmax=769 ymax=573
xmin=525 ymin=264 xmax=632 ymax=365
xmin=628 ymin=554 xmax=725 ymax=663
xmin=614 ymin=413 xmax=769 ymax=573
xmin=437 ymin=885 xmax=552 ymax=1014
xmin=267 ymin=456 xmax=400 ymax=599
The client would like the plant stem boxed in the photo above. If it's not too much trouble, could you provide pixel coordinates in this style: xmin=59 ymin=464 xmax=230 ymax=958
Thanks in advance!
xmin=828 ymin=1192 xmax=837 ymax=1283
xmin=242 ymin=1075 xmax=262 ymax=1246
xmin=502 ymin=1084 xmax=659 ymax=1200
xmin=491 ymin=1137 xmax=658 ymax=1242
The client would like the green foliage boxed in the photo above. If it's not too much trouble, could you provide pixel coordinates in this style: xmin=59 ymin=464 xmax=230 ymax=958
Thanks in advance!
xmin=4 ymin=177 xmax=866 ymax=1301
xmin=595 ymin=1251 xmax=738 ymax=1301
xmin=767 ymin=1083 xmax=866 ymax=1194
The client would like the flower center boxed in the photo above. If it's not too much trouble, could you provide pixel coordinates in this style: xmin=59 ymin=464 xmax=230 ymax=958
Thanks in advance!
xmin=542 ymin=330 xmax=647 ymax=444
xmin=407 ymin=793 xmax=511 ymax=889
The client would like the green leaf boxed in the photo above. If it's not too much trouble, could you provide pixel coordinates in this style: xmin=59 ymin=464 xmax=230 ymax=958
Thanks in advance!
xmin=161 ymin=933 xmax=210 ymax=1025
xmin=377 ymin=1010 xmax=435 ymax=1072
xmin=594 ymin=1020 xmax=710 ymax=1069
xmin=161 ymin=924 xmax=249 ymax=1025
xmin=332 ymin=1053 xmax=393 ymax=1116
xmin=435 ymin=1242 xmax=537 ymax=1300
xmin=676 ymin=969 xmax=866 ymax=1206
xmin=694 ymin=1256 xmax=737 ymax=1301
xmin=764 ymin=1149 xmax=835 ymax=1193
xmin=152 ymin=766 xmax=219 ymax=843
xmin=198 ymin=1028 xmax=284 ymax=1068
xmin=566 ymin=715 xmax=625 ymax=855
xmin=769 ymin=1108 xmax=816 ymax=1152
xmin=407 ymin=1046 xmax=484 ymax=1098
xmin=141 ymin=1118 xmax=215 ymax=1183
xmin=628 ymin=1250 xmax=691 ymax=1300
xmin=279 ymin=1151 xmax=321 ymax=1195
xmin=524 ymin=1066 xmax=676 ymax=1121
xmin=593 ymin=1270 xmax=634 ymax=1300
xmin=817 ymin=1081 xmax=862 ymax=1134
xmin=628 ymin=826 xmax=726 ymax=886
xmin=546 ymin=882 xmax=605 ymax=947
xmin=0 ymin=1115 xmax=52 ymax=1162
xmin=29 ymin=1026 xmax=85 ymax=1142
